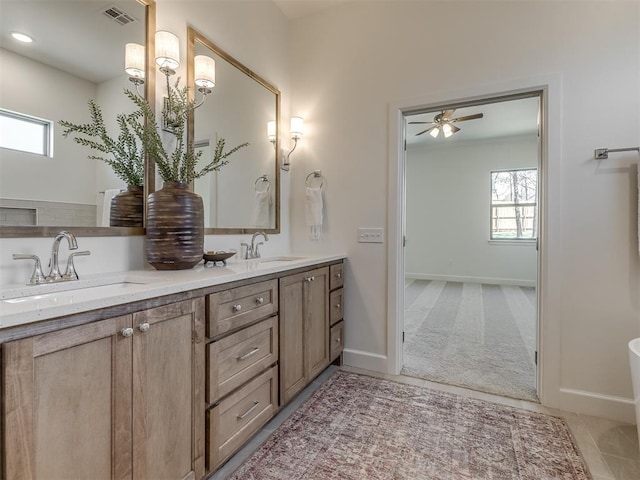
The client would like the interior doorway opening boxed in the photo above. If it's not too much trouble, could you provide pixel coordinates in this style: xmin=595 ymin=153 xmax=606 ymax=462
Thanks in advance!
xmin=401 ymin=93 xmax=542 ymax=401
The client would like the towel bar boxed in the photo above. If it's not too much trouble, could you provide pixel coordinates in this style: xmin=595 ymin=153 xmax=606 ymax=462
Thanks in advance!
xmin=594 ymin=147 xmax=640 ymax=160
xmin=305 ymin=170 xmax=324 ymax=188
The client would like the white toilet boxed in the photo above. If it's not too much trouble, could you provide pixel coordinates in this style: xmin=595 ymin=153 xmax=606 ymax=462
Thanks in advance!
xmin=629 ymin=338 xmax=640 ymax=452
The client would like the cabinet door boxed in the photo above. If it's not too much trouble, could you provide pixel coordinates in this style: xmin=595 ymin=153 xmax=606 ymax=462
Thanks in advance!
xmin=279 ymin=271 xmax=307 ymax=405
xmin=2 ymin=316 xmax=132 ymax=480
xmin=305 ymin=267 xmax=330 ymax=380
xmin=132 ymin=298 xmax=205 ymax=480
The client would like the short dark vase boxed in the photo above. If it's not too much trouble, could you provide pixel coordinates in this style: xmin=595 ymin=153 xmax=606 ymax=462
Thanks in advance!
xmin=146 ymin=182 xmax=204 ymax=270
xmin=109 ymin=185 xmax=144 ymax=227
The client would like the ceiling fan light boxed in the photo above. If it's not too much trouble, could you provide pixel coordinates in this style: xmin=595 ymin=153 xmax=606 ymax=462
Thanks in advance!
xmin=429 ymin=127 xmax=440 ymax=138
xmin=442 ymin=123 xmax=453 ymax=137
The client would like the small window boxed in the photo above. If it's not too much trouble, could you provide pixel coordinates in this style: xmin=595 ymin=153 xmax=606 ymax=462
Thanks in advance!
xmin=490 ymin=168 xmax=537 ymax=240
xmin=0 ymin=108 xmax=53 ymax=157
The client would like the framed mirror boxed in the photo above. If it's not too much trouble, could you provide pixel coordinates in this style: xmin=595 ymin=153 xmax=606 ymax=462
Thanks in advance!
xmin=0 ymin=0 xmax=156 ymax=237
xmin=187 ymin=26 xmax=280 ymax=234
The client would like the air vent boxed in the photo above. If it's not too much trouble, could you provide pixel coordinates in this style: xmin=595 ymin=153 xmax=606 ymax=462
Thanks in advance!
xmin=102 ymin=5 xmax=136 ymax=26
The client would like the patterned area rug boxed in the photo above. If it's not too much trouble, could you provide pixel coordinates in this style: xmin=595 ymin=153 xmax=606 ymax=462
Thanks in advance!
xmin=402 ymin=280 xmax=538 ymax=401
xmin=231 ymin=371 xmax=591 ymax=480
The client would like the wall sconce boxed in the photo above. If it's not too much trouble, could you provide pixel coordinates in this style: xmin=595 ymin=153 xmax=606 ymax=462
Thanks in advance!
xmin=268 ymin=117 xmax=304 ymax=171
xmin=155 ymin=30 xmax=180 ymax=77
xmin=194 ymin=54 xmax=215 ymax=107
xmin=125 ymin=43 xmax=145 ymax=95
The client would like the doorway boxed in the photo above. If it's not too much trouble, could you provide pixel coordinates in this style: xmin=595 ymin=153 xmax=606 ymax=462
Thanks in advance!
xmin=400 ymin=93 xmax=541 ymax=401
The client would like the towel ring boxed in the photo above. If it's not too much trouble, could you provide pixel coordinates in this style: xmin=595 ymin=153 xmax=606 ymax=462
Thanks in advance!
xmin=305 ymin=170 xmax=324 ymax=188
xmin=254 ymin=174 xmax=270 ymax=192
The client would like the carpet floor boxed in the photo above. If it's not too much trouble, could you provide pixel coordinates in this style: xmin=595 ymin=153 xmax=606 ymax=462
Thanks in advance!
xmin=230 ymin=371 xmax=591 ymax=480
xmin=402 ymin=280 xmax=538 ymax=401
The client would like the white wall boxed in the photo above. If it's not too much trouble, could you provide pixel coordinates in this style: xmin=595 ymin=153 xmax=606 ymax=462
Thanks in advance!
xmin=0 ymin=0 xmax=291 ymax=287
xmin=288 ymin=1 xmax=640 ymax=421
xmin=0 ymin=48 xmax=97 ymax=204
xmin=406 ymin=135 xmax=537 ymax=286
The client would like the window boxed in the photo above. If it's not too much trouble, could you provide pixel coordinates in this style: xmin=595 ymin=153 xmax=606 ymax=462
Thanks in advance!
xmin=490 ymin=168 xmax=537 ymax=240
xmin=0 ymin=108 xmax=53 ymax=157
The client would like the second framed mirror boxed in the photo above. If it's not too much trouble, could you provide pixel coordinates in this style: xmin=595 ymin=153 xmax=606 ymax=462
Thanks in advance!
xmin=187 ymin=26 xmax=280 ymax=234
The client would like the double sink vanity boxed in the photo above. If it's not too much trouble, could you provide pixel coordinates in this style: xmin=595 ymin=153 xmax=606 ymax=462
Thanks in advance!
xmin=0 ymin=253 xmax=346 ymax=479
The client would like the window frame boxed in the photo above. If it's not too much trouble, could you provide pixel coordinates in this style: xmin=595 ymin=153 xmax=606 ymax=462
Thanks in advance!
xmin=0 ymin=108 xmax=54 ymax=157
xmin=489 ymin=167 xmax=538 ymax=242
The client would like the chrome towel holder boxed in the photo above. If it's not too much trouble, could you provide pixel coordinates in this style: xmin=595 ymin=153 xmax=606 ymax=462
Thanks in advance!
xmin=254 ymin=174 xmax=270 ymax=192
xmin=594 ymin=146 xmax=640 ymax=159
xmin=305 ymin=170 xmax=324 ymax=188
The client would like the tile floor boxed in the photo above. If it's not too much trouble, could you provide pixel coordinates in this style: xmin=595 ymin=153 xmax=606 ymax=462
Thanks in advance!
xmin=211 ymin=365 xmax=640 ymax=480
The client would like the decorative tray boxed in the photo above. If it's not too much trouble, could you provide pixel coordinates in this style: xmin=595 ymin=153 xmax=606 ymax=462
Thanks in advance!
xmin=203 ymin=250 xmax=236 ymax=266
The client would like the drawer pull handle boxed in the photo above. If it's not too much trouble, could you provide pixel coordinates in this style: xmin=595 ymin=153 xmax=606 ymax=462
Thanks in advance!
xmin=138 ymin=322 xmax=150 ymax=333
xmin=255 ymin=297 xmax=264 ymax=305
xmin=237 ymin=401 xmax=260 ymax=420
xmin=237 ymin=347 xmax=260 ymax=361
xmin=305 ymin=277 xmax=312 ymax=283
xmin=120 ymin=327 xmax=134 ymax=338
xmin=232 ymin=304 xmax=242 ymax=312
xmin=336 ymin=272 xmax=342 ymax=279
xmin=334 ymin=303 xmax=341 ymax=309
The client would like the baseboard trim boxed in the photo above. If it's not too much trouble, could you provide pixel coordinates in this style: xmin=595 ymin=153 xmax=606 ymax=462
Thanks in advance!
xmin=405 ymin=273 xmax=536 ymax=288
xmin=343 ymin=349 xmax=388 ymax=373
xmin=558 ymin=387 xmax=636 ymax=424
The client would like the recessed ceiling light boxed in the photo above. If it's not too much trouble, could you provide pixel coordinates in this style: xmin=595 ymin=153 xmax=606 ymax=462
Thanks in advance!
xmin=11 ymin=32 xmax=34 ymax=43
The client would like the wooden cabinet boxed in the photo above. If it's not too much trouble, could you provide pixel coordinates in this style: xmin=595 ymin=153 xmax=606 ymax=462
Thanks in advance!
xmin=205 ymin=282 xmax=280 ymax=473
xmin=2 ymin=298 xmax=205 ymax=480
xmin=279 ymin=266 xmax=330 ymax=405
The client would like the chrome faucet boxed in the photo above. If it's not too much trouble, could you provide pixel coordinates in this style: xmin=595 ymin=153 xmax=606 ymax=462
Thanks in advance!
xmin=48 ymin=231 xmax=78 ymax=281
xmin=241 ymin=232 xmax=269 ymax=259
xmin=13 ymin=231 xmax=90 ymax=285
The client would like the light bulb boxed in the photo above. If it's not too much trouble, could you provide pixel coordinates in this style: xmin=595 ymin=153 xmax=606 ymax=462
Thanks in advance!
xmin=443 ymin=123 xmax=453 ymax=138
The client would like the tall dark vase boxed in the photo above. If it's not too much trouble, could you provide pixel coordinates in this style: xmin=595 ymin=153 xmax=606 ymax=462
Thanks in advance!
xmin=109 ymin=185 xmax=144 ymax=227
xmin=146 ymin=182 xmax=204 ymax=270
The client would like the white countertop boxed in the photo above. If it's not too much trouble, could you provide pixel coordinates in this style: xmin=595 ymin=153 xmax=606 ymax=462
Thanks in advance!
xmin=0 ymin=253 xmax=346 ymax=330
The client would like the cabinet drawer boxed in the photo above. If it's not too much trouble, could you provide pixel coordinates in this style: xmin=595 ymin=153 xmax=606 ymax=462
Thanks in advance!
xmin=329 ymin=288 xmax=343 ymax=326
xmin=207 ymin=366 xmax=278 ymax=471
xmin=207 ymin=279 xmax=278 ymax=338
xmin=330 ymin=321 xmax=344 ymax=361
xmin=207 ymin=316 xmax=278 ymax=404
xmin=330 ymin=263 xmax=344 ymax=290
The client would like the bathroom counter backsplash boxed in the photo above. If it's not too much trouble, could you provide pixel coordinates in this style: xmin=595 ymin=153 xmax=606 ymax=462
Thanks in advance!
xmin=0 ymin=253 xmax=346 ymax=330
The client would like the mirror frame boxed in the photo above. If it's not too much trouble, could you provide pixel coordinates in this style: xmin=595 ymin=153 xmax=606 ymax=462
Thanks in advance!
xmin=0 ymin=0 xmax=156 ymax=238
xmin=187 ymin=26 xmax=281 ymax=235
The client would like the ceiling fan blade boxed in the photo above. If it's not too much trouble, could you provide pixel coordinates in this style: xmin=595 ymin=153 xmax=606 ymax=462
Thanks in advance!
xmin=408 ymin=121 xmax=435 ymax=125
xmin=451 ymin=113 xmax=484 ymax=123
xmin=442 ymin=109 xmax=456 ymax=120
xmin=449 ymin=124 xmax=461 ymax=133
xmin=415 ymin=128 xmax=432 ymax=136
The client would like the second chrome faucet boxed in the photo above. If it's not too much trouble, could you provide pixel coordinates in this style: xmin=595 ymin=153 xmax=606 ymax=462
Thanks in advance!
xmin=241 ymin=232 xmax=269 ymax=259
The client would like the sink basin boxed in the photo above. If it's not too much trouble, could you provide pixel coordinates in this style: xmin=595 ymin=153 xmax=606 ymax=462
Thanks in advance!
xmin=260 ymin=256 xmax=307 ymax=263
xmin=1 ymin=275 xmax=156 ymax=303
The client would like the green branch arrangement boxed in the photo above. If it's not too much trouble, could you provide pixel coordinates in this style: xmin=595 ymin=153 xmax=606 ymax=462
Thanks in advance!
xmin=59 ymin=100 xmax=144 ymax=187
xmin=126 ymin=80 xmax=248 ymax=185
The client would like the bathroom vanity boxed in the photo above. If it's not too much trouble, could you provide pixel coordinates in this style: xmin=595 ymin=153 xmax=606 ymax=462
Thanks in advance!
xmin=0 ymin=254 xmax=345 ymax=479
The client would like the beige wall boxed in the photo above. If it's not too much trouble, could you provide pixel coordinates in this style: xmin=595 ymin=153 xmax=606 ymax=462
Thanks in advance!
xmin=288 ymin=1 xmax=640 ymax=422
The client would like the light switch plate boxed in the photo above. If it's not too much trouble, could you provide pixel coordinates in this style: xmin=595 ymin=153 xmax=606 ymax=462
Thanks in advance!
xmin=358 ymin=228 xmax=384 ymax=243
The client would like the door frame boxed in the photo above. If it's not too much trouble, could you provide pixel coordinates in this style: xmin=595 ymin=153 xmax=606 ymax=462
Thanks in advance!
xmin=386 ymin=74 xmax=563 ymax=406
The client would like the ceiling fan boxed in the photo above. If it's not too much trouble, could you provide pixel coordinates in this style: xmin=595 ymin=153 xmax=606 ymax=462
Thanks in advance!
xmin=409 ymin=109 xmax=484 ymax=138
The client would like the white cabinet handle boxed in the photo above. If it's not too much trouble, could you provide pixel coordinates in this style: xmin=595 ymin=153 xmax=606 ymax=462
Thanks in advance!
xmin=237 ymin=401 xmax=260 ymax=420
xmin=255 ymin=297 xmax=264 ymax=305
xmin=335 ymin=303 xmax=341 ymax=309
xmin=305 ymin=277 xmax=312 ymax=283
xmin=336 ymin=272 xmax=342 ymax=279
xmin=120 ymin=327 xmax=134 ymax=338
xmin=233 ymin=304 xmax=242 ymax=312
xmin=138 ymin=323 xmax=150 ymax=333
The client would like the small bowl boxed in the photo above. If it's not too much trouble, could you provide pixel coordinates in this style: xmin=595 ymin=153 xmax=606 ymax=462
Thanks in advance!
xmin=203 ymin=251 xmax=236 ymax=266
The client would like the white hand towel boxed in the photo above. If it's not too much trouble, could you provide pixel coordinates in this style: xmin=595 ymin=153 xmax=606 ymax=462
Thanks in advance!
xmin=101 ymin=189 xmax=121 ymax=227
xmin=305 ymin=186 xmax=323 ymax=240
xmin=251 ymin=189 xmax=271 ymax=228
